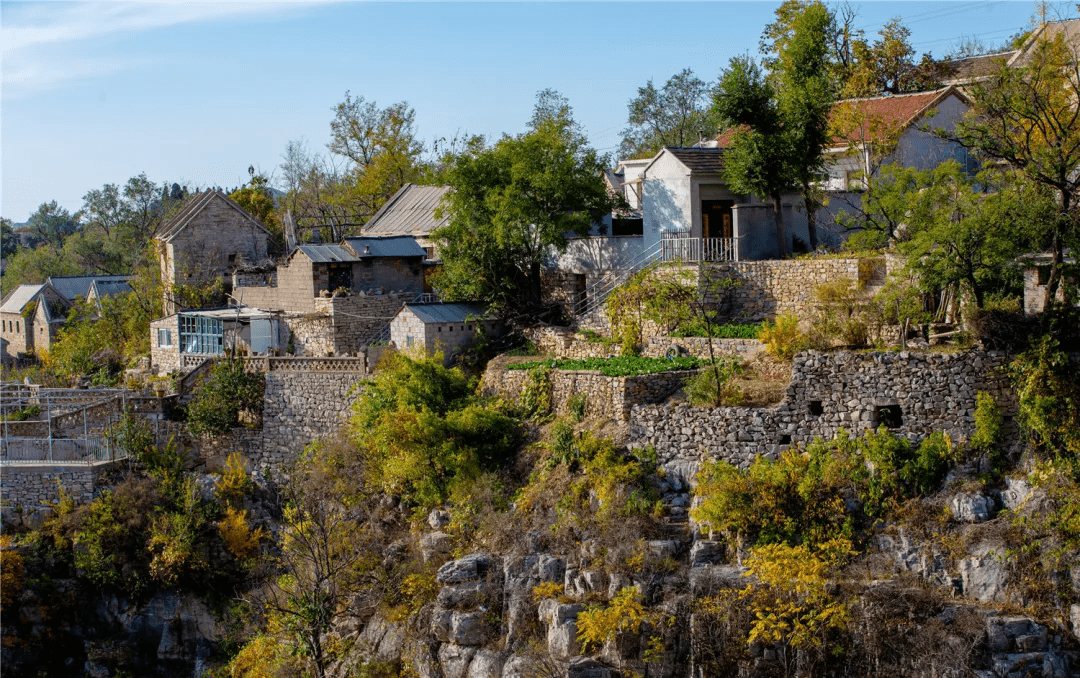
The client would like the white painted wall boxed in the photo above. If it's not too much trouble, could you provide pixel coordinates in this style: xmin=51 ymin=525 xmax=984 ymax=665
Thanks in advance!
xmin=642 ymin=150 xmax=694 ymax=251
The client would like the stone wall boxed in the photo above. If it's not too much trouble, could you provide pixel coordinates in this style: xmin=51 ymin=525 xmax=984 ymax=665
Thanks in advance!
xmin=481 ymin=360 xmax=694 ymax=422
xmin=523 ymin=327 xmax=762 ymax=362
xmin=0 ymin=461 xmax=121 ymax=511
xmin=252 ymin=369 xmax=367 ymax=478
xmin=315 ymin=291 xmax=414 ymax=355
xmin=630 ymin=349 xmax=1015 ymax=485
xmin=701 ymin=258 xmax=885 ymax=323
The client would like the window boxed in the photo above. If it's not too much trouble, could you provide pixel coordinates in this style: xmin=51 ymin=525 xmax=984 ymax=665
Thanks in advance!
xmin=874 ymin=404 xmax=903 ymax=429
xmin=437 ymin=326 xmax=442 ymax=332
xmin=809 ymin=400 xmax=823 ymax=416
xmin=179 ymin=314 xmax=223 ymax=354
xmin=449 ymin=325 xmax=453 ymax=332
xmin=1037 ymin=266 xmax=1051 ymax=286
xmin=158 ymin=328 xmax=173 ymax=347
xmin=406 ymin=334 xmax=414 ymax=347
xmin=15 ymin=321 xmax=19 ymax=333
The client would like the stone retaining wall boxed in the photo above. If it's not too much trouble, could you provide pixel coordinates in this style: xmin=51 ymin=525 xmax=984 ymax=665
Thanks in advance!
xmin=630 ymin=349 xmax=1015 ymax=486
xmin=481 ymin=360 xmax=694 ymax=422
xmin=524 ymin=327 xmax=763 ymax=362
xmin=0 ymin=461 xmax=122 ymax=510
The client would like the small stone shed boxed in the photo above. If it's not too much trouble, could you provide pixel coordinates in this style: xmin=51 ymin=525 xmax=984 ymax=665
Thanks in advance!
xmin=150 ymin=307 xmax=285 ymax=374
xmin=390 ymin=302 xmax=499 ymax=363
xmin=1021 ymin=251 xmax=1078 ymax=315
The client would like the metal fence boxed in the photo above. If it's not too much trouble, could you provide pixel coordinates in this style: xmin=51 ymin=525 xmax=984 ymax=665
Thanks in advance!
xmin=0 ymin=437 xmax=128 ymax=465
xmin=660 ymin=236 xmax=738 ymax=263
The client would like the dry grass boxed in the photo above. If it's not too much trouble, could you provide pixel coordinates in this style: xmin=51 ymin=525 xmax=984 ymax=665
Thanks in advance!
xmin=729 ymin=354 xmax=792 ymax=407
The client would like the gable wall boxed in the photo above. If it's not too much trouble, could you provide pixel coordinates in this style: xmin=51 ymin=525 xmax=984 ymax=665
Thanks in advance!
xmin=164 ymin=198 xmax=269 ymax=290
xmin=0 ymin=312 xmax=32 ymax=356
xmin=642 ymin=152 xmax=694 ymax=251
xmin=891 ymin=94 xmax=971 ymax=171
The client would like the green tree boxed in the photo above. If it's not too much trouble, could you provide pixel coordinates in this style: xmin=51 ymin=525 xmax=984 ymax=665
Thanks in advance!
xmin=436 ymin=92 xmax=619 ymax=311
xmin=769 ymin=0 xmax=835 ymax=250
xmin=0 ymin=217 xmax=16 ymax=258
xmin=230 ymin=172 xmax=278 ymax=233
xmin=898 ymin=162 xmax=1038 ymax=308
xmin=954 ymin=31 xmax=1080 ymax=309
xmin=26 ymin=201 xmax=79 ymax=249
xmin=844 ymin=18 xmax=944 ymax=96
xmin=713 ymin=59 xmax=792 ymax=256
xmin=186 ymin=360 xmax=266 ymax=436
xmin=620 ymin=69 xmax=720 ymax=158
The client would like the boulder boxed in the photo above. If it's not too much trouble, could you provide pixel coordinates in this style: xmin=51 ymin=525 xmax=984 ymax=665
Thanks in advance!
xmin=960 ymin=548 xmax=1009 ymax=603
xmin=438 ymin=554 xmax=493 ymax=584
xmin=689 ymin=540 xmax=724 ymax=567
xmin=1000 ymin=476 xmax=1033 ymax=511
xmin=438 ymin=581 xmax=492 ymax=610
xmin=1071 ymin=605 xmax=1080 ymax=639
xmin=439 ymin=643 xmax=478 ymax=678
xmin=421 ymin=532 xmax=453 ymax=563
xmin=949 ymin=492 xmax=995 ymax=523
xmin=428 ymin=508 xmax=451 ymax=530
xmin=566 ymin=657 xmax=614 ymax=678
xmin=450 ymin=612 xmax=487 ymax=646
xmin=466 ymin=649 xmax=504 ymax=678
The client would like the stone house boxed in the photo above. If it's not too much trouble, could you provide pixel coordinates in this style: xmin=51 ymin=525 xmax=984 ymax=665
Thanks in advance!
xmin=390 ymin=302 xmax=499 ymax=363
xmin=233 ymin=235 xmax=427 ymax=314
xmin=150 ymin=307 xmax=285 ymax=374
xmin=155 ymin=190 xmax=271 ymax=313
xmin=1021 ymin=251 xmax=1079 ymax=314
xmin=362 ymin=183 xmax=450 ymax=260
xmin=0 ymin=283 xmax=71 ymax=360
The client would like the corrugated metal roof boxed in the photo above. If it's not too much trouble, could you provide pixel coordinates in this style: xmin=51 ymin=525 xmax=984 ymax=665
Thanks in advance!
xmin=296 ymin=244 xmax=360 ymax=263
xmin=404 ymin=302 xmax=487 ymax=324
xmin=0 ymin=284 xmax=45 ymax=314
xmin=344 ymin=235 xmax=427 ymax=258
xmin=364 ymin=183 xmax=451 ymax=235
xmin=47 ymin=275 xmax=130 ymax=301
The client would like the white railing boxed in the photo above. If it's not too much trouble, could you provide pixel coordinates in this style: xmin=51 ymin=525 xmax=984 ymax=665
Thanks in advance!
xmin=0 ymin=437 xmax=127 ymax=465
xmin=660 ymin=237 xmax=737 ymax=263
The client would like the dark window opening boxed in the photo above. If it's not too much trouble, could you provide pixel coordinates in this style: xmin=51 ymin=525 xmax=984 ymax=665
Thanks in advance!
xmin=778 ymin=434 xmax=792 ymax=445
xmin=228 ymin=254 xmax=237 ymax=264
xmin=328 ymin=263 xmax=352 ymax=291
xmin=809 ymin=400 xmax=824 ymax=416
xmin=875 ymin=405 xmax=903 ymax=429
xmin=612 ymin=217 xmax=644 ymax=237
xmin=1037 ymin=266 xmax=1051 ymax=286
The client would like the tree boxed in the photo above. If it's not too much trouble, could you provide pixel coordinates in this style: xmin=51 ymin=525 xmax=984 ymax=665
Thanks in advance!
xmin=0 ymin=217 xmax=17 ymax=258
xmin=26 ymin=201 xmax=79 ymax=249
xmin=844 ymin=18 xmax=944 ymax=96
xmin=898 ymin=161 xmax=1038 ymax=309
xmin=230 ymin=172 xmax=277 ymax=233
xmin=770 ymin=0 xmax=835 ymax=250
xmin=436 ymin=93 xmax=619 ymax=312
xmin=324 ymin=92 xmax=427 ymax=234
xmin=954 ymin=31 xmax=1080 ymax=309
xmin=620 ymin=69 xmax=719 ymax=158
xmin=714 ymin=58 xmax=794 ymax=257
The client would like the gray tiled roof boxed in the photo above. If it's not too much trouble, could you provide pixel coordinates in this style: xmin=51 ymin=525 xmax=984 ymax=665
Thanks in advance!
xmin=47 ymin=275 xmax=130 ymax=302
xmin=344 ymin=235 xmax=427 ymax=258
xmin=404 ymin=302 xmax=487 ymax=324
xmin=665 ymin=147 xmax=725 ymax=174
xmin=89 ymin=279 xmax=133 ymax=300
xmin=363 ymin=184 xmax=451 ymax=235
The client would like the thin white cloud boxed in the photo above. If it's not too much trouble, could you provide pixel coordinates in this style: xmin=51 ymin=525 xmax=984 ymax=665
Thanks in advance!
xmin=2 ymin=2 xmax=323 ymax=56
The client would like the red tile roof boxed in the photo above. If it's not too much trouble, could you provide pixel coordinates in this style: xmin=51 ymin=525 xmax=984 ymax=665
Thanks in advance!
xmin=714 ymin=87 xmax=966 ymax=150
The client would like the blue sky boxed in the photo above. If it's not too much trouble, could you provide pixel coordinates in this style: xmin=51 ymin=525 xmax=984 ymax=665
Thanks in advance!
xmin=0 ymin=1 xmax=1055 ymax=223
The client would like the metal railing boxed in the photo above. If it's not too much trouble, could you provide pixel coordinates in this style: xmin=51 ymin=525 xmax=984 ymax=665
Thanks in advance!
xmin=1 ymin=437 xmax=127 ymax=465
xmin=576 ymin=241 xmax=664 ymax=320
xmin=660 ymin=236 xmax=738 ymax=263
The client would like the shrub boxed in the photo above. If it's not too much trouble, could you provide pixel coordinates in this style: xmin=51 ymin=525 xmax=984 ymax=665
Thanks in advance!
xmin=757 ymin=314 xmax=806 ymax=360
xmin=217 ymin=452 xmax=253 ymax=504
xmin=809 ymin=279 xmax=870 ymax=348
xmin=532 ymin=580 xmax=564 ymax=601
xmin=187 ymin=360 xmax=266 ymax=436
xmin=568 ymin=392 xmax=588 ymax=422
xmin=148 ymin=477 xmax=208 ymax=585
xmin=1009 ymin=336 xmax=1080 ymax=464
xmin=218 ymin=506 xmax=265 ymax=561
xmin=672 ymin=319 xmax=760 ymax=339
xmin=0 ymin=535 xmax=24 ymax=609
xmin=352 ymin=354 xmax=520 ymax=508
xmin=576 ymin=586 xmax=647 ymax=652
xmin=519 ymin=365 xmax=552 ymax=419
xmin=685 ymin=358 xmax=744 ymax=407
